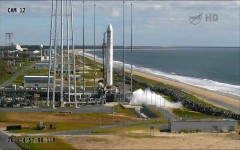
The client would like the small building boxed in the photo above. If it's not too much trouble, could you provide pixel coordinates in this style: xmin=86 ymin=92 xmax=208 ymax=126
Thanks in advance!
xmin=43 ymin=49 xmax=52 ymax=56
xmin=35 ymin=63 xmax=49 ymax=69
xmin=170 ymin=119 xmax=238 ymax=132
xmin=24 ymin=76 xmax=53 ymax=88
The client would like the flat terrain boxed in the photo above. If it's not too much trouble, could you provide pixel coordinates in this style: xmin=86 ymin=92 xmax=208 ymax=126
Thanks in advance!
xmin=0 ymin=110 xmax=137 ymax=134
xmin=0 ymin=105 xmax=114 ymax=113
xmin=61 ymin=133 xmax=240 ymax=149
xmin=1 ymin=109 xmax=239 ymax=150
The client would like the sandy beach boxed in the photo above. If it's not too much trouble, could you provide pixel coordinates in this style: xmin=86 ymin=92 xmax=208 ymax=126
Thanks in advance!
xmin=85 ymin=54 xmax=240 ymax=113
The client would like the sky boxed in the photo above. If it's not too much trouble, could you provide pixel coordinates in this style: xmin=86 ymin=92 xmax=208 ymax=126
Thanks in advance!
xmin=0 ymin=0 xmax=239 ymax=47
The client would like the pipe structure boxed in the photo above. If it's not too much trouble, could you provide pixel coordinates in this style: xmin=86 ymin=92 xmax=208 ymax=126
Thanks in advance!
xmin=122 ymin=1 xmax=125 ymax=102
xmin=82 ymin=1 xmax=85 ymax=98
xmin=67 ymin=0 xmax=70 ymax=103
xmin=52 ymin=0 xmax=58 ymax=109
xmin=47 ymin=0 xmax=54 ymax=107
xmin=60 ymin=0 xmax=64 ymax=104
xmin=130 ymin=3 xmax=133 ymax=92
xmin=93 ymin=4 xmax=96 ymax=101
xmin=70 ymin=0 xmax=77 ymax=108
xmin=106 ymin=24 xmax=113 ymax=86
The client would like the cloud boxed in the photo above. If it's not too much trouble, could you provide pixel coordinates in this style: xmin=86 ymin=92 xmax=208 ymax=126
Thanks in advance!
xmin=111 ymin=8 xmax=122 ymax=18
xmin=0 ymin=1 xmax=239 ymax=46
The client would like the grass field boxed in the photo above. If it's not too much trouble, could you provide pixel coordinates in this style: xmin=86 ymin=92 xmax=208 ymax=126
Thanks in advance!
xmin=0 ymin=111 xmax=137 ymax=133
xmin=173 ymin=107 xmax=224 ymax=119
xmin=0 ymin=60 xmax=33 ymax=85
xmin=114 ymin=104 xmax=138 ymax=118
xmin=91 ymin=118 xmax=168 ymax=134
xmin=91 ymin=124 xmax=151 ymax=134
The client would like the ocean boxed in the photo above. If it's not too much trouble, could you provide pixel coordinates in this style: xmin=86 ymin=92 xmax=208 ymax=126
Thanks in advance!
xmin=86 ymin=47 xmax=240 ymax=98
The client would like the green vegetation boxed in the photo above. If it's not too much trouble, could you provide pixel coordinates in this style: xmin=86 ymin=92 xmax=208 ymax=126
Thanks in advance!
xmin=9 ymin=122 xmax=97 ymax=133
xmin=173 ymin=107 xmax=223 ymax=119
xmin=13 ymin=75 xmax=25 ymax=85
xmin=25 ymin=68 xmax=48 ymax=75
xmin=0 ymin=60 xmax=14 ymax=84
xmin=16 ymin=136 xmax=75 ymax=150
xmin=162 ymin=95 xmax=175 ymax=102
xmin=13 ymin=68 xmax=48 ymax=85
xmin=92 ymin=118 xmax=168 ymax=134
xmin=91 ymin=124 xmax=149 ymax=134
xmin=15 ymin=61 xmax=33 ymax=72
xmin=1 ymin=111 xmax=137 ymax=133
xmin=114 ymin=104 xmax=138 ymax=118
xmin=182 ymin=92 xmax=229 ymax=111
xmin=0 ymin=74 xmax=12 ymax=85
xmin=0 ymin=60 xmax=33 ymax=85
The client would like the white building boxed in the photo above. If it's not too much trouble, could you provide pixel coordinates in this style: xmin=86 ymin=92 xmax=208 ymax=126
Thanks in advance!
xmin=170 ymin=119 xmax=238 ymax=132
xmin=24 ymin=76 xmax=53 ymax=88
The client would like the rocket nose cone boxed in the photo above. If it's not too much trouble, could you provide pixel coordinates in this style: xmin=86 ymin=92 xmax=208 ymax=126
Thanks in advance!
xmin=107 ymin=24 xmax=113 ymax=32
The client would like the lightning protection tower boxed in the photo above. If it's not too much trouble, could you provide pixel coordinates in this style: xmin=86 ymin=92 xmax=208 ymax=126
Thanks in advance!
xmin=47 ymin=0 xmax=77 ymax=108
xmin=5 ymin=33 xmax=15 ymax=72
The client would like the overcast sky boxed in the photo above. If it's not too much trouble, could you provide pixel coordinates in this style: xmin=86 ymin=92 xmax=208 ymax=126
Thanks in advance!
xmin=0 ymin=0 xmax=239 ymax=47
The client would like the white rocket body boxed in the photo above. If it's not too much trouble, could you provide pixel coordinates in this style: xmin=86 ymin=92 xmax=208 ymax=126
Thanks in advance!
xmin=106 ymin=24 xmax=113 ymax=86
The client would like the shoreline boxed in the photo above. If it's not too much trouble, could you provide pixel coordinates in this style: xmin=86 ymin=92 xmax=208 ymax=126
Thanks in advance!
xmin=83 ymin=54 xmax=240 ymax=114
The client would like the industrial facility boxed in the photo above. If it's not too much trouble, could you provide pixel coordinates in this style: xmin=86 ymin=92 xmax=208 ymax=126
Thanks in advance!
xmin=0 ymin=0 xmax=121 ymax=109
xmin=170 ymin=119 xmax=238 ymax=132
xmin=0 ymin=0 xmax=239 ymax=124
xmin=24 ymin=76 xmax=53 ymax=88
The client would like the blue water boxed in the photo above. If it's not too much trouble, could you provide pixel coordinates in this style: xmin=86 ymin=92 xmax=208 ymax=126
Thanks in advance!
xmin=87 ymin=47 xmax=240 ymax=98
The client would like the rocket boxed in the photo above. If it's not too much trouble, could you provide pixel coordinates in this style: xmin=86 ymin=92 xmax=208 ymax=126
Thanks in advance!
xmin=105 ymin=24 xmax=113 ymax=86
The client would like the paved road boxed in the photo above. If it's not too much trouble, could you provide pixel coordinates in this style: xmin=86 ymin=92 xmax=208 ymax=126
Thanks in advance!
xmin=0 ymin=63 xmax=34 ymax=87
xmin=41 ymin=121 xmax=142 ymax=136
xmin=0 ymin=132 xmax=21 ymax=150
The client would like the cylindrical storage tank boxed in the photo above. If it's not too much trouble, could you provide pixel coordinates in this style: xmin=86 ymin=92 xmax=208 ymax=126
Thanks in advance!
xmin=12 ymin=84 xmax=16 ymax=90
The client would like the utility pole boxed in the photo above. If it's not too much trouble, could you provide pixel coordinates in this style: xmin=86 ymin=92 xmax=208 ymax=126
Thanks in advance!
xmin=93 ymin=4 xmax=96 ymax=101
xmin=130 ymin=3 xmax=133 ymax=93
xmin=82 ymin=1 xmax=85 ymax=99
xmin=122 ymin=0 xmax=125 ymax=103
xmin=46 ymin=0 xmax=54 ymax=107
xmin=60 ymin=0 xmax=64 ymax=107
